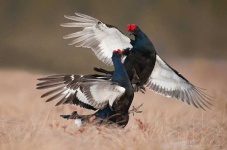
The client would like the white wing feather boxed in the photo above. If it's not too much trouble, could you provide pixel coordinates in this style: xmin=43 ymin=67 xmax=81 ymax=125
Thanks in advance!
xmin=82 ymin=81 xmax=126 ymax=108
xmin=37 ymin=75 xmax=126 ymax=110
xmin=61 ymin=12 xmax=132 ymax=65
xmin=146 ymin=55 xmax=212 ymax=109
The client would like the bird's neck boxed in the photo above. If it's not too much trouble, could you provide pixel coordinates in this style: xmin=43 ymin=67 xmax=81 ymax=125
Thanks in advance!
xmin=134 ymin=30 xmax=147 ymax=39
xmin=112 ymin=57 xmax=131 ymax=88
xmin=133 ymin=31 xmax=156 ymax=54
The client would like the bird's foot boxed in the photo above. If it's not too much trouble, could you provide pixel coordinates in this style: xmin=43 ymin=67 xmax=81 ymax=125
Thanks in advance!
xmin=129 ymin=103 xmax=143 ymax=116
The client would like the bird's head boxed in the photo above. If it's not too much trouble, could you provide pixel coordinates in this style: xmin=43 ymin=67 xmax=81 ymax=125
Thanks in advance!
xmin=113 ymin=49 xmax=122 ymax=55
xmin=112 ymin=49 xmax=122 ymax=59
xmin=126 ymin=24 xmax=140 ymax=36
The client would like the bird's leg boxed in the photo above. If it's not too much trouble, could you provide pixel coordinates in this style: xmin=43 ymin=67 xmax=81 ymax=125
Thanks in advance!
xmin=131 ymin=68 xmax=146 ymax=93
xmin=133 ymin=84 xmax=146 ymax=93
xmin=93 ymin=67 xmax=114 ymax=75
xmin=129 ymin=103 xmax=143 ymax=116
xmin=131 ymin=68 xmax=140 ymax=83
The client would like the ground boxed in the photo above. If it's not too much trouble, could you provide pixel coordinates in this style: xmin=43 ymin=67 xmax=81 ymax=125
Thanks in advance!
xmin=0 ymin=60 xmax=226 ymax=150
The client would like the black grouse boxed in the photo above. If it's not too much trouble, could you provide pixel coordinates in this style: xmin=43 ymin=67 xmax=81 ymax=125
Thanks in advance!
xmin=37 ymin=50 xmax=134 ymax=127
xmin=60 ymin=12 xmax=212 ymax=110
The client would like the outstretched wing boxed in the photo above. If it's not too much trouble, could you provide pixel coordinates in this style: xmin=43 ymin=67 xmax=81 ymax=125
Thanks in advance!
xmin=145 ymin=55 xmax=213 ymax=110
xmin=61 ymin=12 xmax=132 ymax=65
xmin=37 ymin=74 xmax=125 ymax=110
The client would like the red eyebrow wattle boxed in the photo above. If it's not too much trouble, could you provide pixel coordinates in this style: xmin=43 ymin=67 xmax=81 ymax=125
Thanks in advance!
xmin=126 ymin=24 xmax=131 ymax=31
xmin=131 ymin=24 xmax=136 ymax=30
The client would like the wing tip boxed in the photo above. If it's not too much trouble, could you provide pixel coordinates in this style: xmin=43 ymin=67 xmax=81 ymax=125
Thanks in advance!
xmin=147 ymin=84 xmax=214 ymax=110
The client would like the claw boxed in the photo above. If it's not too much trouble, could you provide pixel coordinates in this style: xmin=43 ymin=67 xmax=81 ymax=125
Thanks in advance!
xmin=139 ymin=86 xmax=146 ymax=93
xmin=129 ymin=103 xmax=143 ymax=116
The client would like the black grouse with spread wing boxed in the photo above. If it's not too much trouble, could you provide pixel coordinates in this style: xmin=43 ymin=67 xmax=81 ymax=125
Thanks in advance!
xmin=60 ymin=12 xmax=212 ymax=110
xmin=37 ymin=50 xmax=134 ymax=127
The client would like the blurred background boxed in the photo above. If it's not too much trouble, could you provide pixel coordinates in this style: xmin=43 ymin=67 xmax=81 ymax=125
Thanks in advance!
xmin=1 ymin=0 xmax=226 ymax=74
xmin=1 ymin=1 xmax=227 ymax=149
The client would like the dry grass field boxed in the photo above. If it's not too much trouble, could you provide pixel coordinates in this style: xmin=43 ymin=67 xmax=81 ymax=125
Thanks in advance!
xmin=0 ymin=60 xmax=226 ymax=150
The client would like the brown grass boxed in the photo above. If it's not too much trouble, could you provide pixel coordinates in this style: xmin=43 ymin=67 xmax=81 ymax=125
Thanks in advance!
xmin=0 ymin=60 xmax=227 ymax=150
